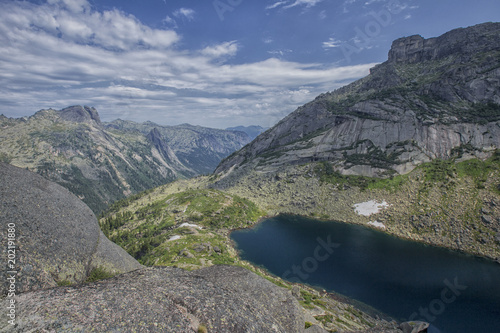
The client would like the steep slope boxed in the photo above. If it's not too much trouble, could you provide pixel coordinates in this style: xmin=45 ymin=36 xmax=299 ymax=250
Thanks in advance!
xmin=0 ymin=163 xmax=142 ymax=294
xmin=215 ymin=22 xmax=500 ymax=178
xmin=0 ymin=106 xmax=250 ymax=213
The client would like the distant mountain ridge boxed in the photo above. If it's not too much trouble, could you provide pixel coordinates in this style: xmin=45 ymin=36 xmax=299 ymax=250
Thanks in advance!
xmin=0 ymin=106 xmax=250 ymax=213
xmin=226 ymin=125 xmax=267 ymax=140
xmin=215 ymin=22 xmax=500 ymax=178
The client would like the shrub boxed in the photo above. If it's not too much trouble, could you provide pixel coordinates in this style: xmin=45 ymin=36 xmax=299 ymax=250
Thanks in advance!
xmin=86 ymin=266 xmax=115 ymax=283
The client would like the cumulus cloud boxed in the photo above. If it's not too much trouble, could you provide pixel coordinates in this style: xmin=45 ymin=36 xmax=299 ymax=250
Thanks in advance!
xmin=0 ymin=0 xmax=374 ymax=128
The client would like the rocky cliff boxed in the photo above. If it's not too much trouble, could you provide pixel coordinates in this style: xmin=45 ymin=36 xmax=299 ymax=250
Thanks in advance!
xmin=0 ymin=106 xmax=250 ymax=213
xmin=215 ymin=22 xmax=500 ymax=178
xmin=0 ymin=163 xmax=142 ymax=294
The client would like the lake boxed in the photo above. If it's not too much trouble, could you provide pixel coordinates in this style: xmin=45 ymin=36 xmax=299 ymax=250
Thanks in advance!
xmin=230 ymin=215 xmax=500 ymax=333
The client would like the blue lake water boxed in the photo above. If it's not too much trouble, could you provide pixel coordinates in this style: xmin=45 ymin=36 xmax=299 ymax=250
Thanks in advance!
xmin=230 ymin=215 xmax=500 ymax=333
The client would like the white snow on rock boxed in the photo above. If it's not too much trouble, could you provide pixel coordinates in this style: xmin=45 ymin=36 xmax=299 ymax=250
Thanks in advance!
xmin=179 ymin=223 xmax=202 ymax=229
xmin=353 ymin=200 xmax=390 ymax=216
xmin=367 ymin=221 xmax=386 ymax=229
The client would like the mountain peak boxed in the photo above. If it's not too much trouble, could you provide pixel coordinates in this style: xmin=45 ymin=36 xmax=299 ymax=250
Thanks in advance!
xmin=215 ymin=23 xmax=500 ymax=178
xmin=58 ymin=105 xmax=101 ymax=124
xmin=388 ymin=22 xmax=500 ymax=64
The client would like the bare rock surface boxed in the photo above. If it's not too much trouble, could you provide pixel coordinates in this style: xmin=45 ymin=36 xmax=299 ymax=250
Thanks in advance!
xmin=0 ymin=163 xmax=142 ymax=294
xmin=5 ymin=265 xmax=305 ymax=333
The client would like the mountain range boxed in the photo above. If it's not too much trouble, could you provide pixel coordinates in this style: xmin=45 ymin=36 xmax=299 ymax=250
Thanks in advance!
xmin=226 ymin=125 xmax=268 ymax=140
xmin=0 ymin=105 xmax=250 ymax=213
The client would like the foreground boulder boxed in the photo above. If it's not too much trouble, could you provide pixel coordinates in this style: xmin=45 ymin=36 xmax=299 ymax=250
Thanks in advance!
xmin=0 ymin=163 xmax=142 ymax=294
xmin=5 ymin=265 xmax=305 ymax=333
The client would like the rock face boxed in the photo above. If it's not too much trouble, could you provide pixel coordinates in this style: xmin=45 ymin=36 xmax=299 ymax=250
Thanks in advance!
xmin=58 ymin=105 xmax=101 ymax=124
xmin=5 ymin=265 xmax=305 ymax=333
xmin=215 ymin=23 xmax=500 ymax=179
xmin=0 ymin=163 xmax=142 ymax=294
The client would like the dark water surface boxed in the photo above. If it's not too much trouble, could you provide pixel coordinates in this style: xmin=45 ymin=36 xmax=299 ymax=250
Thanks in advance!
xmin=230 ymin=215 xmax=500 ymax=333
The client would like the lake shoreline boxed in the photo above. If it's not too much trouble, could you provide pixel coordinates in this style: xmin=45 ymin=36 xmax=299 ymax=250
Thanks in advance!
xmin=230 ymin=214 xmax=500 ymax=333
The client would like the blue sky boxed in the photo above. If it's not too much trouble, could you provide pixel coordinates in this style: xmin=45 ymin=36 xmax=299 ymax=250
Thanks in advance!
xmin=0 ymin=0 xmax=499 ymax=128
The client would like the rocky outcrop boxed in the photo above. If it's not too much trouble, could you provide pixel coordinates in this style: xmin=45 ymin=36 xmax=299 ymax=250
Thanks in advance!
xmin=215 ymin=23 xmax=500 ymax=179
xmin=0 ymin=163 xmax=142 ymax=294
xmin=4 ymin=265 xmax=305 ymax=333
xmin=398 ymin=321 xmax=429 ymax=333
xmin=58 ymin=105 xmax=101 ymax=124
xmin=388 ymin=22 xmax=500 ymax=64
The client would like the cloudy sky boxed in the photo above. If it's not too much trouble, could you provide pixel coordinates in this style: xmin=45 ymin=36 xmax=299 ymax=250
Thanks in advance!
xmin=0 ymin=0 xmax=499 ymax=128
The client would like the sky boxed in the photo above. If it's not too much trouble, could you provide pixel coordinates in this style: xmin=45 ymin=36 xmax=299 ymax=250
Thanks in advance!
xmin=0 ymin=0 xmax=499 ymax=128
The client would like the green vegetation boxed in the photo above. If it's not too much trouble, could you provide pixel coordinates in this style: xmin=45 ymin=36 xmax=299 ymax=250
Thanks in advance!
xmin=314 ymin=161 xmax=376 ymax=190
xmin=100 ymin=188 xmax=265 ymax=267
xmin=86 ymin=266 xmax=115 ymax=283
xmin=57 ymin=280 xmax=73 ymax=287
xmin=0 ymin=152 xmax=12 ymax=163
xmin=419 ymin=152 xmax=500 ymax=191
xmin=315 ymin=150 xmax=500 ymax=194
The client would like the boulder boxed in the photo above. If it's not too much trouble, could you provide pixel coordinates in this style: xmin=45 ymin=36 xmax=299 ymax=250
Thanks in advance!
xmin=179 ymin=249 xmax=195 ymax=258
xmin=399 ymin=321 xmax=430 ymax=333
xmin=0 ymin=163 xmax=142 ymax=294
xmin=4 ymin=265 xmax=305 ymax=333
xmin=481 ymin=215 xmax=494 ymax=224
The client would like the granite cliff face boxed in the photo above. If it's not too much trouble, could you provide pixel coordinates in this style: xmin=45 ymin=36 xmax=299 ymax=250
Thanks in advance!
xmin=215 ymin=23 xmax=500 ymax=178
xmin=0 ymin=163 xmax=142 ymax=294
xmin=0 ymin=106 xmax=250 ymax=213
xmin=6 ymin=265 xmax=306 ymax=333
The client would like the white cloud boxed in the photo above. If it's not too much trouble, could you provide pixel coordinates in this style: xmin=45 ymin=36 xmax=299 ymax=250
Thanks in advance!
xmin=47 ymin=0 xmax=90 ymax=13
xmin=266 ymin=0 xmax=324 ymax=10
xmin=285 ymin=0 xmax=324 ymax=8
xmin=173 ymin=8 xmax=195 ymax=21
xmin=322 ymin=37 xmax=343 ymax=49
xmin=201 ymin=41 xmax=239 ymax=58
xmin=0 ymin=0 xmax=374 ymax=128
xmin=266 ymin=1 xmax=288 ymax=10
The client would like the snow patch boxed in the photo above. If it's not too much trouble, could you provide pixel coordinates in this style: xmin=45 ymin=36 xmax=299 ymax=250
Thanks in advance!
xmin=367 ymin=221 xmax=386 ymax=230
xmin=353 ymin=200 xmax=390 ymax=216
xmin=179 ymin=223 xmax=202 ymax=229
xmin=168 ymin=235 xmax=181 ymax=241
